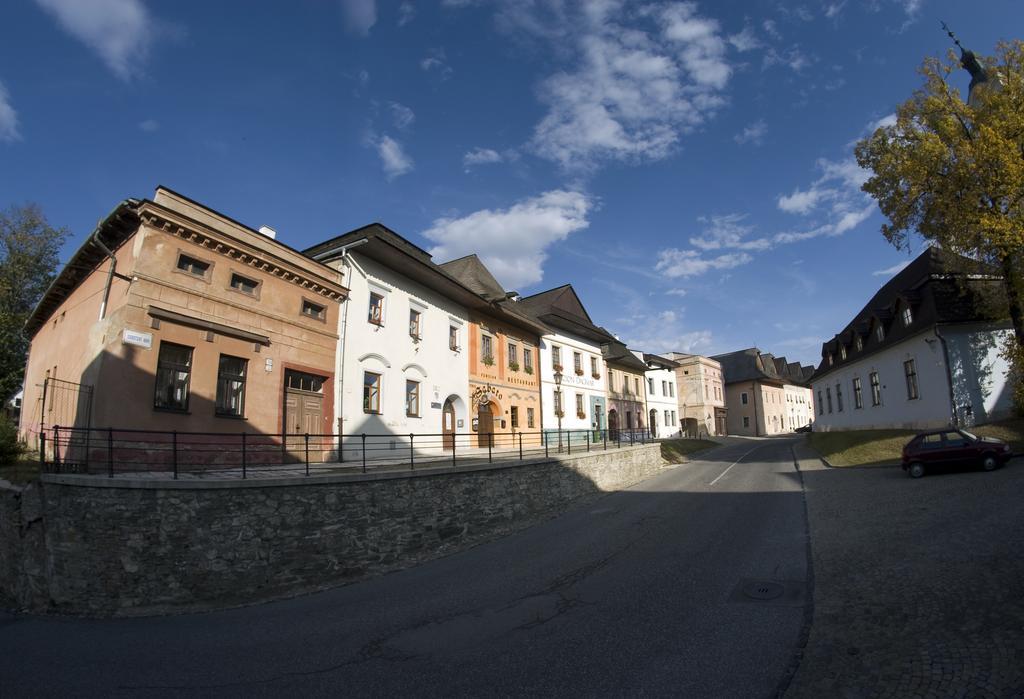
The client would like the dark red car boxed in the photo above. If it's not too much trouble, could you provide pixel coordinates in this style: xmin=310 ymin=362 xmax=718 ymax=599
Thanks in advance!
xmin=901 ymin=428 xmax=1013 ymax=478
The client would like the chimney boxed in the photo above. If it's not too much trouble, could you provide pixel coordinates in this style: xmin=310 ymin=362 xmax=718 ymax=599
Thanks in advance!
xmin=258 ymin=226 xmax=277 ymax=240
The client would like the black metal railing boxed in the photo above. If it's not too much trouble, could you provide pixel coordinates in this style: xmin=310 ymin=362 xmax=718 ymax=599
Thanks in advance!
xmin=39 ymin=426 xmax=654 ymax=480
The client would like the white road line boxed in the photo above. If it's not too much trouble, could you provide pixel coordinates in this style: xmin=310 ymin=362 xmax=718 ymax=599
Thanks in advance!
xmin=708 ymin=446 xmax=761 ymax=487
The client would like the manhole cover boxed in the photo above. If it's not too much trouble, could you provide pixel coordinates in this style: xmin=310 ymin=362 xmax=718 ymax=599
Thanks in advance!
xmin=743 ymin=581 xmax=785 ymax=601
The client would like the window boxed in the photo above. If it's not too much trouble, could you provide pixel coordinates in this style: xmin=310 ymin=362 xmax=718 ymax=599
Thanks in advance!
xmin=904 ymin=359 xmax=919 ymax=400
xmin=449 ymin=325 xmax=459 ymax=351
xmin=591 ymin=356 xmax=599 ymax=377
xmin=669 ymin=383 xmax=674 ymax=398
xmin=671 ymin=410 xmax=676 ymax=425
xmin=574 ymin=352 xmax=582 ymax=374
xmin=527 ymin=407 xmax=535 ymax=428
xmin=704 ymin=383 xmax=709 ymax=399
xmin=508 ymin=343 xmax=518 ymax=368
xmin=524 ymin=347 xmax=533 ymax=372
xmin=648 ymin=378 xmax=655 ymax=394
xmin=902 ymin=306 xmax=913 ymax=327
xmin=406 ymin=380 xmax=420 ymax=417
xmin=576 ymin=393 xmax=584 ymax=416
xmin=855 ymin=335 xmax=863 ymax=351
xmin=552 ymin=345 xmax=562 ymax=370
xmin=741 ymin=392 xmax=749 ymax=405
xmin=818 ymin=391 xmax=823 ymax=415
xmin=481 ymin=334 xmax=494 ymax=364
xmin=743 ymin=416 xmax=750 ymax=428
xmin=875 ymin=323 xmax=885 ymax=342
xmin=302 ymin=299 xmax=326 ymax=320
xmin=664 ymin=410 xmax=670 ymax=426
xmin=870 ymin=371 xmax=881 ymax=406
xmin=286 ymin=370 xmax=324 ymax=392
xmin=634 ymin=378 xmax=640 ymax=394
xmin=553 ymin=388 xmax=562 ymax=413
xmin=840 ymin=345 xmax=847 ymax=361
xmin=363 ymin=371 xmax=381 ymax=413
xmin=835 ymin=383 xmax=843 ymax=412
xmin=626 ymin=411 xmax=633 ymax=429
xmin=176 ymin=253 xmax=210 ymax=278
xmin=510 ymin=406 xmax=519 ymax=428
xmin=368 ymin=292 xmax=384 ymax=325
xmin=215 ymin=355 xmax=247 ymax=417
xmin=853 ymin=377 xmax=863 ymax=409
xmin=409 ymin=309 xmax=421 ymax=339
xmin=154 ymin=342 xmax=192 ymax=411
xmin=660 ymin=380 xmax=666 ymax=395
xmin=826 ymin=387 xmax=833 ymax=413
xmin=229 ymin=273 xmax=259 ymax=296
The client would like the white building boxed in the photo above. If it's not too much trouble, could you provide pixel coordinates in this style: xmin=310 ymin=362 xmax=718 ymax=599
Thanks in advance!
xmin=516 ymin=285 xmax=612 ymax=442
xmin=662 ymin=352 xmax=727 ymax=436
xmin=639 ymin=352 xmax=681 ymax=438
xmin=811 ymin=247 xmax=1015 ymax=431
xmin=307 ymin=225 xmax=485 ymax=453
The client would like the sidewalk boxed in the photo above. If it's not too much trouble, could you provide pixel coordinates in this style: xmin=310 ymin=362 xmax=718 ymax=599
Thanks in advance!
xmin=787 ymin=441 xmax=1024 ymax=697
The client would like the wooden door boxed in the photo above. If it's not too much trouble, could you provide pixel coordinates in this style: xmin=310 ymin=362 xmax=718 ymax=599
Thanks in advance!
xmin=442 ymin=399 xmax=455 ymax=450
xmin=477 ymin=405 xmax=494 ymax=448
xmin=283 ymin=370 xmax=326 ymax=461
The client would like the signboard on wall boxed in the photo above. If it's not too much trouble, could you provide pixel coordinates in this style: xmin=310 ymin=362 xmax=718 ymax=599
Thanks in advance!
xmin=122 ymin=329 xmax=153 ymax=349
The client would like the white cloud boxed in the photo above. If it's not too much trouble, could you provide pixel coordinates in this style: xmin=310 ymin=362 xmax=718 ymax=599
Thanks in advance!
xmin=463 ymin=147 xmax=503 ymax=170
xmin=374 ymin=135 xmax=413 ymax=179
xmin=867 ymin=113 xmax=896 ymax=132
xmin=389 ymin=102 xmax=415 ymax=131
xmin=872 ymin=260 xmax=911 ymax=277
xmin=0 ymin=81 xmax=20 ymax=142
xmin=762 ymin=46 xmax=812 ymax=72
xmin=734 ymin=119 xmax=767 ymax=146
xmin=424 ymin=190 xmax=592 ymax=289
xmin=762 ymin=19 xmax=781 ymax=40
xmin=358 ymin=69 xmax=370 ymax=86
xmin=138 ymin=118 xmax=159 ymax=132
xmin=824 ymin=1 xmax=847 ymax=19
xmin=34 ymin=0 xmax=154 ymax=80
xmin=398 ymin=1 xmax=415 ymax=26
xmin=421 ymin=48 xmax=453 ymax=79
xmin=523 ymin=2 xmax=732 ymax=171
xmin=777 ymin=186 xmax=833 ymax=215
xmin=654 ymin=249 xmax=753 ymax=278
xmin=665 ymin=288 xmax=688 ymax=297
xmin=689 ymin=213 xmax=770 ymax=251
xmin=728 ymin=26 xmax=761 ymax=52
xmin=626 ymin=326 xmax=713 ymax=354
xmin=341 ymin=0 xmax=376 ymax=35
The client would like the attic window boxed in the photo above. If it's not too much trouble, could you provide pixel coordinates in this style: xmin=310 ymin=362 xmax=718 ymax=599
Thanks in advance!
xmin=229 ymin=273 xmax=260 ymax=296
xmin=855 ymin=335 xmax=863 ymax=352
xmin=176 ymin=253 xmax=211 ymax=279
xmin=302 ymin=299 xmax=326 ymax=321
xmin=901 ymin=306 xmax=913 ymax=327
xmin=876 ymin=324 xmax=885 ymax=342
xmin=840 ymin=345 xmax=847 ymax=361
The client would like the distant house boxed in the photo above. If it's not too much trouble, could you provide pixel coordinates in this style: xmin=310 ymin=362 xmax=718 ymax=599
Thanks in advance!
xmin=712 ymin=349 xmax=815 ymax=437
xmin=639 ymin=353 xmax=681 ymax=439
xmin=810 ymin=247 xmax=1014 ymax=431
xmin=602 ymin=340 xmax=649 ymax=438
xmin=661 ymin=352 xmax=727 ymax=436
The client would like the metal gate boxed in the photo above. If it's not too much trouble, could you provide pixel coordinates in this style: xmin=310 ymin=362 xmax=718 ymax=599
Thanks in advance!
xmin=41 ymin=377 xmax=93 ymax=469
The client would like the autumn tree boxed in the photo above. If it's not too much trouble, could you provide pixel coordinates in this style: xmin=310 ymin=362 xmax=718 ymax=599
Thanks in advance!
xmin=855 ymin=40 xmax=1024 ymax=351
xmin=0 ymin=204 xmax=67 ymax=403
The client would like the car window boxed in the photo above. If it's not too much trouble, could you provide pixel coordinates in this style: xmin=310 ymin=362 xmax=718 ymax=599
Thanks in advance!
xmin=920 ymin=434 xmax=943 ymax=449
xmin=959 ymin=430 xmax=977 ymax=441
xmin=941 ymin=431 xmax=967 ymax=446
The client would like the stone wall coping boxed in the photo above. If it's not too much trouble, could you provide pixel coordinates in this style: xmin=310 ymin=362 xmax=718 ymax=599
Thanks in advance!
xmin=39 ymin=443 xmax=660 ymax=490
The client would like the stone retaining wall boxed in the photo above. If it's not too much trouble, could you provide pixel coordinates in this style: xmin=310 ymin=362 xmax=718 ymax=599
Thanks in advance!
xmin=0 ymin=444 xmax=665 ymax=616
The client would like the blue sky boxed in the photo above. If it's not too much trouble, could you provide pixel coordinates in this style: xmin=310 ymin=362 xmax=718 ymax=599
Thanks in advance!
xmin=1 ymin=0 xmax=1019 ymax=366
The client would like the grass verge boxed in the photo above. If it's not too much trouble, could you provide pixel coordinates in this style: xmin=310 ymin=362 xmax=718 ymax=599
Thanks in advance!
xmin=0 ymin=453 xmax=40 ymax=486
xmin=660 ymin=438 xmax=719 ymax=464
xmin=808 ymin=416 xmax=1024 ymax=467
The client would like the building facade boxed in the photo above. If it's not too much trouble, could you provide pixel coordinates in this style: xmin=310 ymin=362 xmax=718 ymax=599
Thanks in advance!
xmin=811 ymin=248 xmax=1014 ymax=431
xmin=21 ymin=188 xmax=348 ymax=447
xmin=640 ymin=353 xmax=680 ymax=438
xmin=712 ymin=349 xmax=815 ymax=437
xmin=662 ymin=352 xmax=727 ymax=436
xmin=603 ymin=341 xmax=649 ymax=439
xmin=517 ymin=286 xmax=612 ymax=444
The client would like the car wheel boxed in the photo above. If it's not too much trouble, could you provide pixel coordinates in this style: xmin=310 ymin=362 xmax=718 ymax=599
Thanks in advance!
xmin=982 ymin=454 xmax=999 ymax=472
xmin=908 ymin=462 xmax=925 ymax=479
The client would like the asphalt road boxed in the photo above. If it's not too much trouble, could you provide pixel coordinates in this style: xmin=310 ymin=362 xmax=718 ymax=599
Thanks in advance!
xmin=1 ymin=438 xmax=810 ymax=698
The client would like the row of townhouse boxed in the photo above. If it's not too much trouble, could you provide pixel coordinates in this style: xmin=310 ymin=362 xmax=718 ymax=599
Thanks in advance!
xmin=810 ymin=247 xmax=1015 ymax=431
xmin=20 ymin=187 xmax=700 ymax=454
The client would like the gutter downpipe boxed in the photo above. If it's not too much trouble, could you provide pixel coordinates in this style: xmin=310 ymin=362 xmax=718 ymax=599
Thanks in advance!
xmin=91 ymin=200 xmax=138 ymax=322
xmin=314 ymin=239 xmax=369 ymax=451
xmin=933 ymin=326 xmax=959 ymax=426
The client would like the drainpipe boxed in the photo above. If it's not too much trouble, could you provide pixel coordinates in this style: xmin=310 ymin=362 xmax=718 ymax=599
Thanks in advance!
xmin=933 ymin=326 xmax=958 ymax=426
xmin=91 ymin=201 xmax=138 ymax=321
xmin=318 ymin=239 xmax=369 ymax=444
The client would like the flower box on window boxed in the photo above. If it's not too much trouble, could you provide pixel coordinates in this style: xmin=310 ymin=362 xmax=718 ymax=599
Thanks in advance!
xmin=508 ymin=361 xmax=520 ymax=372
xmin=482 ymin=354 xmax=495 ymax=366
xmin=576 ymin=411 xmax=586 ymax=419
xmin=554 ymin=410 xmax=565 ymax=418
xmin=592 ymin=372 xmax=601 ymax=379
xmin=553 ymin=363 xmax=563 ymax=372
xmin=524 ymin=365 xmax=534 ymax=375
xmin=575 ymin=368 xmax=584 ymax=376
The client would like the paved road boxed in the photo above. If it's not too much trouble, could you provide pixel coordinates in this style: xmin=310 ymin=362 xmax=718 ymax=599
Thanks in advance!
xmin=1 ymin=438 xmax=809 ymax=698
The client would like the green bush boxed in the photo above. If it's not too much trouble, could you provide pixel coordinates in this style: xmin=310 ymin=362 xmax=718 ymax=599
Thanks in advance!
xmin=0 ymin=414 xmax=24 ymax=465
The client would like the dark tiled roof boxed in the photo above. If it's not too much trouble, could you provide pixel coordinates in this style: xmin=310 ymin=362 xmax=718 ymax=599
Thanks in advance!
xmin=811 ymin=247 xmax=1009 ymax=382
xmin=602 ymin=341 xmax=649 ymax=372
xmin=711 ymin=348 xmax=815 ymax=387
xmin=516 ymin=285 xmax=615 ymax=344
xmin=437 ymin=254 xmax=507 ymax=302
xmin=643 ymin=353 xmax=681 ymax=369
